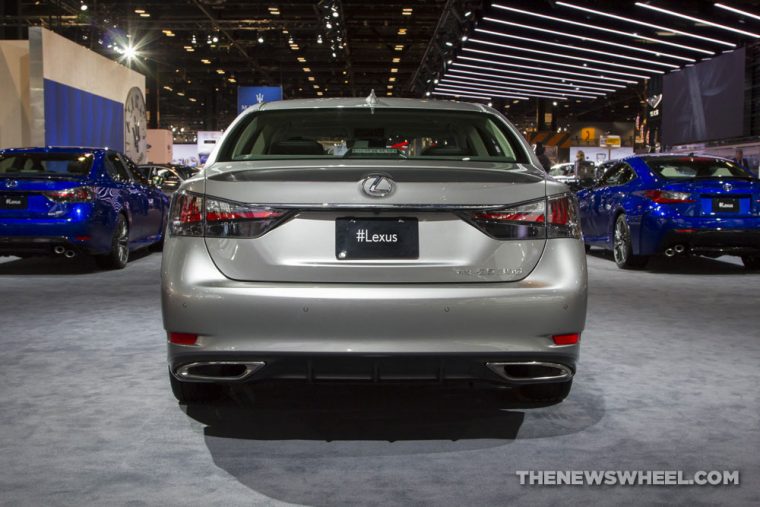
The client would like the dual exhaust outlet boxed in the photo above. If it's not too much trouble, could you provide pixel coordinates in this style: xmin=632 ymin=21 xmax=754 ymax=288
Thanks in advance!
xmin=174 ymin=361 xmax=265 ymax=381
xmin=664 ymin=244 xmax=687 ymax=258
xmin=53 ymin=245 xmax=77 ymax=258
xmin=486 ymin=361 xmax=573 ymax=384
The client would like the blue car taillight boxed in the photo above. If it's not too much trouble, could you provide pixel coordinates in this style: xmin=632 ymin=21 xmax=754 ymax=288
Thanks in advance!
xmin=44 ymin=187 xmax=94 ymax=203
xmin=170 ymin=191 xmax=291 ymax=238
xmin=466 ymin=194 xmax=581 ymax=240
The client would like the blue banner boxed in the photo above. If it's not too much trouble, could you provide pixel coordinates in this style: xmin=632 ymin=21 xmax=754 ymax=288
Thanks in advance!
xmin=237 ymin=86 xmax=283 ymax=114
xmin=44 ymin=79 xmax=124 ymax=150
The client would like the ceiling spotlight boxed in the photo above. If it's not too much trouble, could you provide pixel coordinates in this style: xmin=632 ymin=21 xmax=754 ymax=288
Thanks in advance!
xmin=258 ymin=35 xmax=264 ymax=43
xmin=326 ymin=22 xmax=333 ymax=29
xmin=80 ymin=3 xmax=88 ymax=11
xmin=332 ymin=11 xmax=339 ymax=18
xmin=212 ymin=36 xmax=219 ymax=43
xmin=123 ymin=44 xmax=137 ymax=60
xmin=461 ymin=35 xmax=468 ymax=42
xmin=317 ymin=35 xmax=323 ymax=44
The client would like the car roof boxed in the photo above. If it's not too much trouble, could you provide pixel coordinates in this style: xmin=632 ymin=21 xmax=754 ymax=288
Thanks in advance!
xmin=0 ymin=146 xmax=108 ymax=155
xmin=249 ymin=97 xmax=490 ymax=114
xmin=625 ymin=153 xmax=734 ymax=163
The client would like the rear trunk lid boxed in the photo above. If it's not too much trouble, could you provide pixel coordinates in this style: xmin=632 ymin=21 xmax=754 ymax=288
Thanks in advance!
xmin=202 ymin=160 xmax=548 ymax=283
xmin=663 ymin=179 xmax=759 ymax=217
xmin=0 ymin=176 xmax=86 ymax=219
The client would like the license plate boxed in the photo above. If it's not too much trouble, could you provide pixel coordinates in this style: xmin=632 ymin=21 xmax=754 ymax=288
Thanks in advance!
xmin=0 ymin=194 xmax=27 ymax=210
xmin=336 ymin=217 xmax=419 ymax=260
xmin=712 ymin=198 xmax=739 ymax=213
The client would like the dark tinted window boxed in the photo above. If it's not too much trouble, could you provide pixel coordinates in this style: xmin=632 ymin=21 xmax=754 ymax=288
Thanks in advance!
xmin=105 ymin=153 xmax=131 ymax=182
xmin=0 ymin=152 xmax=94 ymax=177
xmin=599 ymin=164 xmax=628 ymax=186
xmin=218 ymin=109 xmax=527 ymax=163
xmin=645 ymin=157 xmax=751 ymax=180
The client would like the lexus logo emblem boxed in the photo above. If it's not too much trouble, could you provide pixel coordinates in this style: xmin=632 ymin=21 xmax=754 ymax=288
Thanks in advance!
xmin=723 ymin=183 xmax=733 ymax=192
xmin=360 ymin=174 xmax=395 ymax=198
xmin=6 ymin=180 xmax=18 ymax=188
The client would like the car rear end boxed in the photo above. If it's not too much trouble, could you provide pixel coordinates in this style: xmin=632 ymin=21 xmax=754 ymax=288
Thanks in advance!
xmin=161 ymin=100 xmax=588 ymax=401
xmin=0 ymin=149 xmax=106 ymax=258
xmin=635 ymin=156 xmax=760 ymax=262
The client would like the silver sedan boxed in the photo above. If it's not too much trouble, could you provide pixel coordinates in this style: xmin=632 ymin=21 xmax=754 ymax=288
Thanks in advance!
xmin=161 ymin=97 xmax=587 ymax=403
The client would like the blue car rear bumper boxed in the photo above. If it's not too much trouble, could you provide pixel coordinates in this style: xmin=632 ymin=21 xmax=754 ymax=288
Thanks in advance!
xmin=640 ymin=214 xmax=760 ymax=256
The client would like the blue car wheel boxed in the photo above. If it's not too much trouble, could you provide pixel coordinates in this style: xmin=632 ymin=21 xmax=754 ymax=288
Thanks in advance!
xmin=613 ymin=215 xmax=649 ymax=270
xmin=95 ymin=215 xmax=129 ymax=270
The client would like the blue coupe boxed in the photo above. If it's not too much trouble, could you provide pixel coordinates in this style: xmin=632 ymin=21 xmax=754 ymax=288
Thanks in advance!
xmin=577 ymin=154 xmax=760 ymax=269
xmin=0 ymin=147 xmax=169 ymax=269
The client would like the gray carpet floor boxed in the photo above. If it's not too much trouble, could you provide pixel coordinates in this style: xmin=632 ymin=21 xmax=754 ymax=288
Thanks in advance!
xmin=0 ymin=249 xmax=758 ymax=506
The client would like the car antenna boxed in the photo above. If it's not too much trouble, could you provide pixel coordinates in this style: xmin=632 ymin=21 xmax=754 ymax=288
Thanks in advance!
xmin=366 ymin=89 xmax=377 ymax=114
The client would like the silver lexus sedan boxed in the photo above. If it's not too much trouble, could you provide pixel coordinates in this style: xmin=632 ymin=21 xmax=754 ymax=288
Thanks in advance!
xmin=161 ymin=97 xmax=587 ymax=404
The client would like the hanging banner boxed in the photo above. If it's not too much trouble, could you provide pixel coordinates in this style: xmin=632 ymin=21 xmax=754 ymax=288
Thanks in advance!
xmin=237 ymin=86 xmax=283 ymax=114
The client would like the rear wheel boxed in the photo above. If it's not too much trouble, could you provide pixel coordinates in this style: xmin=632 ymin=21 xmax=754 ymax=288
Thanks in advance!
xmin=613 ymin=215 xmax=648 ymax=269
xmin=169 ymin=371 xmax=222 ymax=403
xmin=96 ymin=215 xmax=129 ymax=270
xmin=519 ymin=380 xmax=572 ymax=402
xmin=741 ymin=255 xmax=760 ymax=270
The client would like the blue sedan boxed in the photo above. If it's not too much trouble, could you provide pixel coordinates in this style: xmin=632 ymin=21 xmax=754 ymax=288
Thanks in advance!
xmin=0 ymin=147 xmax=169 ymax=269
xmin=577 ymin=154 xmax=760 ymax=270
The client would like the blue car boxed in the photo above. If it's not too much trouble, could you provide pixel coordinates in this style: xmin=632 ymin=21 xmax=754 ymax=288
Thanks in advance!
xmin=577 ymin=154 xmax=760 ymax=270
xmin=0 ymin=147 xmax=169 ymax=269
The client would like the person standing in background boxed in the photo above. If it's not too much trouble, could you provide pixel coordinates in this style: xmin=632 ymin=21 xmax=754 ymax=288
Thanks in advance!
xmin=535 ymin=143 xmax=552 ymax=172
xmin=732 ymin=148 xmax=757 ymax=177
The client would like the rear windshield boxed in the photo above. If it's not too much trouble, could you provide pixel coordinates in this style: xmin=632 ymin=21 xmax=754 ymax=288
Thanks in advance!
xmin=217 ymin=108 xmax=528 ymax=163
xmin=645 ymin=157 xmax=751 ymax=180
xmin=0 ymin=152 xmax=94 ymax=177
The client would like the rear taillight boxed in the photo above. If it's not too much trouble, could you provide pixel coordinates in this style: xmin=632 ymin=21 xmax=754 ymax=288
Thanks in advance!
xmin=636 ymin=189 xmax=694 ymax=204
xmin=552 ymin=333 xmax=580 ymax=345
xmin=44 ymin=187 xmax=94 ymax=203
xmin=168 ymin=332 xmax=198 ymax=345
xmin=169 ymin=191 xmax=291 ymax=238
xmin=466 ymin=194 xmax=581 ymax=240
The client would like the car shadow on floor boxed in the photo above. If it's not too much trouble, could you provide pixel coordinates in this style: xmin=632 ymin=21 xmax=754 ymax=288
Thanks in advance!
xmin=184 ymin=381 xmax=604 ymax=442
xmin=184 ymin=382 xmax=604 ymax=505
xmin=587 ymin=249 xmax=751 ymax=275
xmin=0 ymin=248 xmax=156 ymax=275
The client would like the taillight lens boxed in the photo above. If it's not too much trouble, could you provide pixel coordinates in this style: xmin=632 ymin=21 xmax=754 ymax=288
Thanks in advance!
xmin=466 ymin=194 xmax=581 ymax=240
xmin=547 ymin=193 xmax=581 ymax=239
xmin=636 ymin=189 xmax=694 ymax=204
xmin=552 ymin=333 xmax=580 ymax=345
xmin=169 ymin=191 xmax=291 ymax=238
xmin=44 ymin=187 xmax=94 ymax=203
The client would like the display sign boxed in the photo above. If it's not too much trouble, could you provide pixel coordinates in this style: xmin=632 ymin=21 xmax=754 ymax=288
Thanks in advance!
xmin=600 ymin=135 xmax=621 ymax=148
xmin=580 ymin=127 xmax=596 ymax=143
xmin=237 ymin=86 xmax=283 ymax=113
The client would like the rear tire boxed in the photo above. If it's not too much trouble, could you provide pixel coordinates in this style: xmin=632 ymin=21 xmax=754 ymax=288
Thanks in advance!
xmin=169 ymin=371 xmax=222 ymax=403
xmin=613 ymin=215 xmax=648 ymax=269
xmin=95 ymin=214 xmax=129 ymax=270
xmin=741 ymin=255 xmax=760 ymax=270
xmin=519 ymin=380 xmax=573 ymax=402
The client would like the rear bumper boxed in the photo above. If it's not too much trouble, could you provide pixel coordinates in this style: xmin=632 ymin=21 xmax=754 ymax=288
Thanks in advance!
xmin=0 ymin=235 xmax=90 ymax=256
xmin=162 ymin=237 xmax=587 ymax=384
xmin=661 ymin=228 xmax=760 ymax=256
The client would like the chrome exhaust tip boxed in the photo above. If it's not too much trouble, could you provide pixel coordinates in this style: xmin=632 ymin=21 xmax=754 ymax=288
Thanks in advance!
xmin=664 ymin=248 xmax=676 ymax=257
xmin=64 ymin=250 xmax=77 ymax=258
xmin=53 ymin=246 xmax=65 ymax=255
xmin=486 ymin=361 xmax=573 ymax=384
xmin=674 ymin=244 xmax=685 ymax=254
xmin=174 ymin=361 xmax=265 ymax=382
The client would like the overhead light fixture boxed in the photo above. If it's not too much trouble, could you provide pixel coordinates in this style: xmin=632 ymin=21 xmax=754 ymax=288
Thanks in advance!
xmin=451 ymin=63 xmax=625 ymax=89
xmin=134 ymin=9 xmax=145 ymax=14
xmin=163 ymin=85 xmax=173 ymax=91
xmin=123 ymin=44 xmax=137 ymax=60
xmin=303 ymin=67 xmax=311 ymax=72
xmin=475 ymin=28 xmax=679 ymax=69
xmin=398 ymin=28 xmax=408 ymax=35
xmin=636 ymin=2 xmax=759 ymax=38
xmin=139 ymin=13 xmax=150 ymax=17
xmin=555 ymin=1 xmax=736 ymax=48
xmin=297 ymin=57 xmax=307 ymax=62
xmin=201 ymin=58 xmax=211 ymax=64
xmin=436 ymin=86 xmax=536 ymax=100
xmin=177 ymin=92 xmax=185 ymax=97
xmin=216 ymin=69 xmax=225 ymax=75
xmin=308 ymin=76 xmax=315 ymax=81
xmin=189 ymin=98 xmax=197 ymax=103
xmin=390 ymin=68 xmax=398 ymax=73
xmin=389 ymin=77 xmax=397 ymax=82
xmin=464 ymin=47 xmax=649 ymax=80
xmin=447 ymin=69 xmax=617 ymax=93
xmin=469 ymin=37 xmax=664 ymax=74
xmin=395 ymin=44 xmax=404 ymax=51
xmin=228 ymin=77 xmax=237 ymax=83
xmin=392 ymin=57 xmax=401 ymax=63
xmin=257 ymin=35 xmax=264 ymax=43
xmin=433 ymin=89 xmax=494 ymax=100
xmin=482 ymin=17 xmax=694 ymax=63
xmin=437 ymin=83 xmax=570 ymax=101
xmin=402 ymin=8 xmax=413 ymax=16
xmin=317 ymin=91 xmax=324 ymax=96
xmin=492 ymin=3 xmax=715 ymax=55
xmin=715 ymin=3 xmax=760 ymax=22
xmin=80 ymin=3 xmax=88 ymax=11
xmin=440 ymin=77 xmax=600 ymax=98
